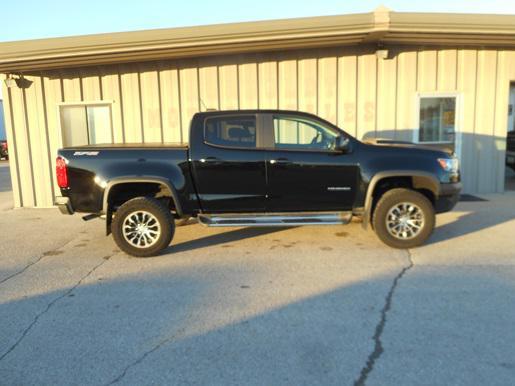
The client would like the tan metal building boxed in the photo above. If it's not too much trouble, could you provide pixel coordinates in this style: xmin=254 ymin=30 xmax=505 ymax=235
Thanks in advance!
xmin=1 ymin=7 xmax=515 ymax=208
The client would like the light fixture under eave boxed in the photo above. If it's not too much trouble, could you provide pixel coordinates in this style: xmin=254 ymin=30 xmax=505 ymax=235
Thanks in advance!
xmin=375 ymin=49 xmax=389 ymax=60
xmin=4 ymin=76 xmax=17 ymax=88
xmin=4 ymin=75 xmax=33 ymax=89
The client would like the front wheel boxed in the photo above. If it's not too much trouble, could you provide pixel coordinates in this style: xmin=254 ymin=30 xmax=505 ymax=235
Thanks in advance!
xmin=372 ymin=188 xmax=435 ymax=249
xmin=112 ymin=197 xmax=174 ymax=257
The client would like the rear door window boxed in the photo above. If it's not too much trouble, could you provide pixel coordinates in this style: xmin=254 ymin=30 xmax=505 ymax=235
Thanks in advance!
xmin=204 ymin=116 xmax=257 ymax=148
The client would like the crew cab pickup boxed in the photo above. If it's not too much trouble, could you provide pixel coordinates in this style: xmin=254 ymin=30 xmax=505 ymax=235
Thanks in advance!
xmin=55 ymin=110 xmax=461 ymax=257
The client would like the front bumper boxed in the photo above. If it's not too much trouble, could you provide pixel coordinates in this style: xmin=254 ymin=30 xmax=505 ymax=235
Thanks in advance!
xmin=55 ymin=196 xmax=74 ymax=215
xmin=435 ymin=182 xmax=462 ymax=213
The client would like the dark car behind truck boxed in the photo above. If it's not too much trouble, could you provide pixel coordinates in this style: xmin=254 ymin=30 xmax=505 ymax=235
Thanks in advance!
xmin=56 ymin=110 xmax=461 ymax=257
xmin=0 ymin=140 xmax=7 ymax=160
xmin=506 ymin=131 xmax=515 ymax=171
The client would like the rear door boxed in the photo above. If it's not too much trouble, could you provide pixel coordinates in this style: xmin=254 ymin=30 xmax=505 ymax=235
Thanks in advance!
xmin=264 ymin=113 xmax=358 ymax=212
xmin=190 ymin=114 xmax=267 ymax=213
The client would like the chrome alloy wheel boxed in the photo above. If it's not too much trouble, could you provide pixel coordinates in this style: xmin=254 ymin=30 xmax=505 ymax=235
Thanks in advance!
xmin=385 ymin=202 xmax=425 ymax=240
xmin=122 ymin=210 xmax=161 ymax=248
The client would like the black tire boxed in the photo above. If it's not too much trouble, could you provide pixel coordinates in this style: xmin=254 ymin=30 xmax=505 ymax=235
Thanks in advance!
xmin=372 ymin=188 xmax=435 ymax=249
xmin=112 ymin=197 xmax=174 ymax=257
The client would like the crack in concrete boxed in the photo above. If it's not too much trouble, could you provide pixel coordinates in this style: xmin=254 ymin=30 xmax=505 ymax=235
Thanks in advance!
xmin=0 ymin=236 xmax=82 ymax=286
xmin=106 ymin=323 xmax=191 ymax=385
xmin=353 ymin=249 xmax=414 ymax=386
xmin=0 ymin=254 xmax=113 ymax=361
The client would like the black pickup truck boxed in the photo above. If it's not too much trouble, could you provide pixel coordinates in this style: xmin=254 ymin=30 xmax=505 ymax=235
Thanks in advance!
xmin=56 ymin=110 xmax=461 ymax=257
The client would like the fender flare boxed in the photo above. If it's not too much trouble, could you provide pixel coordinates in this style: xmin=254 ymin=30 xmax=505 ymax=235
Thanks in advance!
xmin=102 ymin=176 xmax=183 ymax=216
xmin=362 ymin=171 xmax=440 ymax=228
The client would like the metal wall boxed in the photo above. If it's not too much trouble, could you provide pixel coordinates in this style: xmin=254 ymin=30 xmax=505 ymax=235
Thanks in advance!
xmin=0 ymin=100 xmax=5 ymax=140
xmin=3 ymin=46 xmax=515 ymax=208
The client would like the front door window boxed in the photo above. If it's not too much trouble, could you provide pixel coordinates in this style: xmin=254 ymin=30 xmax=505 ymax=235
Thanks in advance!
xmin=273 ymin=116 xmax=339 ymax=151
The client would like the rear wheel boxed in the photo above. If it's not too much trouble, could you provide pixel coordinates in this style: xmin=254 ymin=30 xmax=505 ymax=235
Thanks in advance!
xmin=372 ymin=188 xmax=435 ymax=249
xmin=112 ymin=197 xmax=174 ymax=257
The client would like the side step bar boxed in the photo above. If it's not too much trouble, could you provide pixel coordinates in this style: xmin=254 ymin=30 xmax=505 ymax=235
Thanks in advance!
xmin=198 ymin=212 xmax=352 ymax=227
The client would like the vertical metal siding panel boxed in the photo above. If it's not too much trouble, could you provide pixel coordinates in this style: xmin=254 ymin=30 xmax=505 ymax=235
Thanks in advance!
xmin=357 ymin=54 xmax=377 ymax=140
xmin=437 ymin=49 xmax=458 ymax=91
xmin=198 ymin=60 xmax=219 ymax=110
xmin=505 ymin=50 xmax=515 ymax=80
xmin=396 ymin=51 xmax=417 ymax=142
xmin=43 ymin=75 xmax=64 ymax=199
xmin=417 ymin=50 xmax=437 ymax=92
xmin=337 ymin=54 xmax=357 ymax=135
xmin=318 ymin=56 xmax=337 ymax=125
xmin=9 ymin=87 xmax=35 ymax=206
xmin=25 ymin=76 xmax=53 ymax=207
xmin=61 ymin=71 xmax=82 ymax=101
xmin=238 ymin=59 xmax=258 ymax=109
xmin=100 ymin=67 xmax=124 ymax=143
xmin=456 ymin=49 xmax=479 ymax=194
xmin=376 ymin=55 xmax=397 ymax=137
xmin=159 ymin=63 xmax=182 ymax=143
xmin=278 ymin=57 xmax=297 ymax=110
xmin=139 ymin=64 xmax=162 ymax=143
xmin=218 ymin=62 xmax=239 ymax=110
xmin=493 ymin=51 xmax=510 ymax=193
xmin=297 ymin=56 xmax=317 ymax=114
xmin=258 ymin=56 xmax=278 ymax=109
xmin=80 ymin=69 xmax=102 ymax=100
xmin=474 ymin=50 xmax=498 ymax=193
xmin=2 ymin=82 xmax=22 ymax=207
xmin=119 ymin=64 xmax=143 ymax=143
xmin=39 ymin=79 xmax=54 ymax=204
xmin=179 ymin=63 xmax=200 ymax=142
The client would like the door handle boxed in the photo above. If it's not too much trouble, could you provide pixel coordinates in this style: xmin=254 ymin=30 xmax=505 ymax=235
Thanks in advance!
xmin=270 ymin=158 xmax=292 ymax=165
xmin=199 ymin=157 xmax=221 ymax=163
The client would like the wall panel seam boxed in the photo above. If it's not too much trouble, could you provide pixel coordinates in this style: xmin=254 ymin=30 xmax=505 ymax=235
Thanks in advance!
xmin=39 ymin=74 xmax=56 ymax=202
xmin=137 ymin=70 xmax=145 ymax=142
xmin=116 ymin=69 xmax=126 ymax=143
xmin=176 ymin=67 xmax=184 ymax=143
xmin=6 ymin=88 xmax=23 ymax=206
xmin=21 ymin=87 xmax=37 ymax=206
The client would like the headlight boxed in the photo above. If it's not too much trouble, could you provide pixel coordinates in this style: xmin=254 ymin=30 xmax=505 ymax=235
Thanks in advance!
xmin=438 ymin=157 xmax=459 ymax=172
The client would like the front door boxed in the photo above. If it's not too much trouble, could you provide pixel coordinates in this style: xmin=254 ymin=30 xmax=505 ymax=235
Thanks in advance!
xmin=190 ymin=114 xmax=267 ymax=213
xmin=264 ymin=114 xmax=358 ymax=212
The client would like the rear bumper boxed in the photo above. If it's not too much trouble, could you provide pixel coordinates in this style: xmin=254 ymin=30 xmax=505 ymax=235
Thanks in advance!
xmin=435 ymin=182 xmax=462 ymax=213
xmin=55 ymin=196 xmax=74 ymax=215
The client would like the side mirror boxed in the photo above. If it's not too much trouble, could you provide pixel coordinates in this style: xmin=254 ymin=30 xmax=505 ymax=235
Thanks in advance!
xmin=335 ymin=135 xmax=351 ymax=153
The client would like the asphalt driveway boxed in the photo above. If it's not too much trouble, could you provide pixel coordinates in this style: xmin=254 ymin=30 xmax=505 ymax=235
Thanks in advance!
xmin=0 ymin=186 xmax=514 ymax=385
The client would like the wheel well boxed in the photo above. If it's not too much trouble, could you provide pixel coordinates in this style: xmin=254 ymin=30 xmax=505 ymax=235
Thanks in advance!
xmin=371 ymin=176 xmax=436 ymax=215
xmin=107 ymin=182 xmax=177 ymax=213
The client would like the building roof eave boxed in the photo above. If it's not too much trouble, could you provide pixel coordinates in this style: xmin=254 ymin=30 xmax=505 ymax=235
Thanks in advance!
xmin=0 ymin=9 xmax=514 ymax=73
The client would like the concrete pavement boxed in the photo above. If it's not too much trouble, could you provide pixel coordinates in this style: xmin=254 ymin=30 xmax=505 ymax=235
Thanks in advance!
xmin=0 ymin=190 xmax=514 ymax=385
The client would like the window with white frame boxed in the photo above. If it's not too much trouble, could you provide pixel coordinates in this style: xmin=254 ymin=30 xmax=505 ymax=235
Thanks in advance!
xmin=418 ymin=96 xmax=456 ymax=143
xmin=59 ymin=103 xmax=112 ymax=147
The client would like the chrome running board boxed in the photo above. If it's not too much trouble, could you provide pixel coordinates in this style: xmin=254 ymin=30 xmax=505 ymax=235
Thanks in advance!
xmin=197 ymin=212 xmax=352 ymax=227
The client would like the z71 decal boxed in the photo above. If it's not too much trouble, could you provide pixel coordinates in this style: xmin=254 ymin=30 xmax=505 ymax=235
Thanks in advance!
xmin=73 ymin=151 xmax=99 ymax=156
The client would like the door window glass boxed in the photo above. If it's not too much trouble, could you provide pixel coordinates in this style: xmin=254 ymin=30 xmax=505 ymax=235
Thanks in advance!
xmin=273 ymin=116 xmax=338 ymax=151
xmin=60 ymin=104 xmax=112 ymax=146
xmin=418 ymin=97 xmax=456 ymax=143
xmin=204 ymin=116 xmax=256 ymax=148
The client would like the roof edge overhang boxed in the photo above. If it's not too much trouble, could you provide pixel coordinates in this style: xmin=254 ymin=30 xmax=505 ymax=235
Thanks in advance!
xmin=1 ymin=8 xmax=514 ymax=73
